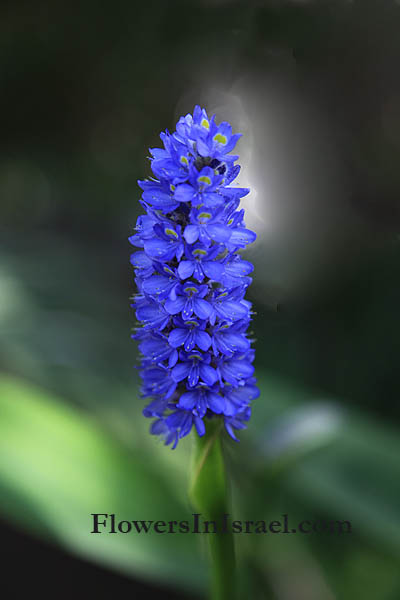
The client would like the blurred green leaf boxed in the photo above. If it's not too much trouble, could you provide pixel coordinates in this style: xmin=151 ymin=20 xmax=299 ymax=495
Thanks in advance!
xmin=282 ymin=418 xmax=400 ymax=556
xmin=0 ymin=374 xmax=206 ymax=594
xmin=229 ymin=374 xmax=400 ymax=599
xmin=240 ymin=374 xmax=400 ymax=557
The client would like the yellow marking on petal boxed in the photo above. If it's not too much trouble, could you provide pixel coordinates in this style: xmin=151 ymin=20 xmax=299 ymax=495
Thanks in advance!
xmin=198 ymin=212 xmax=212 ymax=221
xmin=165 ymin=228 xmax=178 ymax=238
xmin=217 ymin=292 xmax=228 ymax=298
xmin=201 ymin=118 xmax=209 ymax=130
xmin=184 ymin=320 xmax=199 ymax=327
xmin=188 ymin=354 xmax=201 ymax=360
xmin=170 ymin=184 xmax=176 ymax=191
xmin=228 ymin=218 xmax=234 ymax=225
xmin=184 ymin=286 xmax=198 ymax=294
xmin=164 ymin=266 xmax=174 ymax=274
xmin=213 ymin=133 xmax=227 ymax=145
xmin=180 ymin=156 xmax=189 ymax=166
xmin=193 ymin=249 xmax=207 ymax=256
xmin=198 ymin=175 xmax=212 ymax=186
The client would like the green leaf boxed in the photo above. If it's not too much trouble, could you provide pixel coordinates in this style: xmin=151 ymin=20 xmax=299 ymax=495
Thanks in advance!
xmin=0 ymin=374 xmax=206 ymax=593
xmin=282 ymin=418 xmax=400 ymax=556
xmin=240 ymin=373 xmax=400 ymax=556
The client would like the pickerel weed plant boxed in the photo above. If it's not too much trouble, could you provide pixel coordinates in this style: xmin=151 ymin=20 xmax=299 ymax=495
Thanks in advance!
xmin=130 ymin=106 xmax=258 ymax=447
xmin=130 ymin=106 xmax=258 ymax=599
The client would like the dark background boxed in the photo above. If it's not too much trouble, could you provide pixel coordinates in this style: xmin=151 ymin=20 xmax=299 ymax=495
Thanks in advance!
xmin=1 ymin=1 xmax=400 ymax=598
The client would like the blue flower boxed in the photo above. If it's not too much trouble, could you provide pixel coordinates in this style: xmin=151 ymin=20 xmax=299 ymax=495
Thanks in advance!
xmin=183 ymin=206 xmax=233 ymax=247
xmin=171 ymin=350 xmax=218 ymax=388
xmin=177 ymin=385 xmax=225 ymax=418
xmin=174 ymin=165 xmax=225 ymax=208
xmin=177 ymin=243 xmax=224 ymax=283
xmin=164 ymin=281 xmax=212 ymax=320
xmin=143 ymin=222 xmax=184 ymax=262
xmin=134 ymin=300 xmax=170 ymax=331
xmin=168 ymin=316 xmax=212 ymax=352
xmin=130 ymin=106 xmax=258 ymax=447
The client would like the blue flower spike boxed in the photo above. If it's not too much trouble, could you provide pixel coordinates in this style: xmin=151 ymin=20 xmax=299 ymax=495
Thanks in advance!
xmin=130 ymin=106 xmax=259 ymax=448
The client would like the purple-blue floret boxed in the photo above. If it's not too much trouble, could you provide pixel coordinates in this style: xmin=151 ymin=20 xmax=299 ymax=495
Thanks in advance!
xmin=130 ymin=105 xmax=259 ymax=448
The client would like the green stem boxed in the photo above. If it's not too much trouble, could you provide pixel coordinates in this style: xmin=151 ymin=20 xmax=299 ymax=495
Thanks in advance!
xmin=189 ymin=419 xmax=236 ymax=600
xmin=208 ymin=521 xmax=236 ymax=600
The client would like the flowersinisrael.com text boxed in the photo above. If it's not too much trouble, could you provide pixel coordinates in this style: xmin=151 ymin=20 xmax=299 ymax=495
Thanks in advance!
xmin=90 ymin=514 xmax=352 ymax=535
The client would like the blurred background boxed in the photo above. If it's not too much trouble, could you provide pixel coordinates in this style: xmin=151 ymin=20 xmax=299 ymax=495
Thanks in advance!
xmin=1 ymin=0 xmax=400 ymax=598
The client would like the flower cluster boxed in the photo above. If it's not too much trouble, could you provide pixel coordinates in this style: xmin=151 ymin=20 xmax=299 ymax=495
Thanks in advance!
xmin=130 ymin=106 xmax=259 ymax=448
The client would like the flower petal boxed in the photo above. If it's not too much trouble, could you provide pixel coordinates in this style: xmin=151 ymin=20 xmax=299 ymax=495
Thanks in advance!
xmin=168 ymin=328 xmax=188 ymax=348
xmin=178 ymin=391 xmax=198 ymax=410
xmin=177 ymin=260 xmax=195 ymax=280
xmin=144 ymin=238 xmax=175 ymax=259
xmin=207 ymin=392 xmax=225 ymax=414
xmin=215 ymin=300 xmax=248 ymax=321
xmin=142 ymin=274 xmax=172 ymax=297
xmin=224 ymin=259 xmax=254 ymax=277
xmin=184 ymin=225 xmax=199 ymax=244
xmin=164 ymin=296 xmax=186 ymax=315
xmin=193 ymin=298 xmax=212 ymax=319
xmin=194 ymin=330 xmax=212 ymax=351
xmin=228 ymin=227 xmax=257 ymax=247
xmin=207 ymin=223 xmax=232 ymax=243
xmin=171 ymin=361 xmax=191 ymax=382
xmin=174 ymin=183 xmax=196 ymax=203
xmin=194 ymin=416 xmax=205 ymax=436
xmin=199 ymin=364 xmax=218 ymax=386
xmin=202 ymin=261 xmax=224 ymax=281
